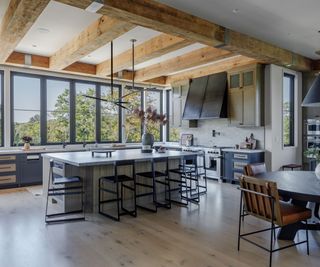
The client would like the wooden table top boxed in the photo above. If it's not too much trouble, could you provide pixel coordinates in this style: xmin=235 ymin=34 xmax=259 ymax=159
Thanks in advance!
xmin=256 ymin=171 xmax=320 ymax=203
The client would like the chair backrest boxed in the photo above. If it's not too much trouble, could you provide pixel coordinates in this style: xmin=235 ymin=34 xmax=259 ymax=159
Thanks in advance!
xmin=239 ymin=175 xmax=282 ymax=225
xmin=183 ymin=154 xmax=197 ymax=166
xmin=244 ymin=162 xmax=267 ymax=176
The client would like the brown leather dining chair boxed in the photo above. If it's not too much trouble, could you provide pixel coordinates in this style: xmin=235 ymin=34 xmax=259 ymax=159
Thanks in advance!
xmin=244 ymin=162 xmax=267 ymax=176
xmin=238 ymin=175 xmax=311 ymax=267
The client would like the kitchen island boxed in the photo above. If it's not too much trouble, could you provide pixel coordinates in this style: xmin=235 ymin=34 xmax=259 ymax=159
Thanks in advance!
xmin=42 ymin=149 xmax=195 ymax=213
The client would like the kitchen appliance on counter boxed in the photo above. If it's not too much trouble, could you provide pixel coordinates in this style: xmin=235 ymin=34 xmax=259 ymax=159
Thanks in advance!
xmin=306 ymin=119 xmax=320 ymax=148
xmin=180 ymin=134 xmax=193 ymax=147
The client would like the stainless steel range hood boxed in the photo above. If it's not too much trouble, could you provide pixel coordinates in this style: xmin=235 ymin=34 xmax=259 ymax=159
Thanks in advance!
xmin=182 ymin=72 xmax=228 ymax=120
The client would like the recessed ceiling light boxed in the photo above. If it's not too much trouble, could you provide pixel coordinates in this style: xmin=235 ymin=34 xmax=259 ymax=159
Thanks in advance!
xmin=37 ymin=27 xmax=50 ymax=34
xmin=232 ymin=8 xmax=239 ymax=14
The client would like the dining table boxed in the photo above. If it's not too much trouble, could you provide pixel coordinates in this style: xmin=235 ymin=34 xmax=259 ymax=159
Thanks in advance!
xmin=256 ymin=171 xmax=320 ymax=240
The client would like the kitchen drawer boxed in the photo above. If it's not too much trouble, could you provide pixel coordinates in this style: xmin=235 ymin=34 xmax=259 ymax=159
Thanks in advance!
xmin=234 ymin=172 xmax=243 ymax=181
xmin=233 ymin=161 xmax=248 ymax=170
xmin=0 ymin=155 xmax=16 ymax=161
xmin=0 ymin=164 xmax=16 ymax=173
xmin=233 ymin=153 xmax=248 ymax=160
xmin=0 ymin=175 xmax=16 ymax=184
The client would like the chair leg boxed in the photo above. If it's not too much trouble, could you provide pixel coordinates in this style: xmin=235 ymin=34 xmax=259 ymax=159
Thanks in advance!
xmin=237 ymin=191 xmax=243 ymax=251
xmin=306 ymin=220 xmax=310 ymax=255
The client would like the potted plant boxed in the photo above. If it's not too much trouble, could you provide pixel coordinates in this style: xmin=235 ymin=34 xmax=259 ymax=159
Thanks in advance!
xmin=133 ymin=106 xmax=167 ymax=153
xmin=22 ymin=136 xmax=32 ymax=150
xmin=304 ymin=146 xmax=320 ymax=178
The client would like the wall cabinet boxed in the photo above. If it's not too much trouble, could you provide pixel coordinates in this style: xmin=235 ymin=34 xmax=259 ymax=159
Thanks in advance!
xmin=228 ymin=64 xmax=264 ymax=126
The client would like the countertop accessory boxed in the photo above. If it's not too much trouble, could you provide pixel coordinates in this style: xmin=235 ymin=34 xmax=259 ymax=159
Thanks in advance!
xmin=180 ymin=134 xmax=193 ymax=147
xmin=91 ymin=150 xmax=115 ymax=157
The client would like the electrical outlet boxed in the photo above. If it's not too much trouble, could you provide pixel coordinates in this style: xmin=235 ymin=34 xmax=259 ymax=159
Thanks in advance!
xmin=212 ymin=130 xmax=216 ymax=137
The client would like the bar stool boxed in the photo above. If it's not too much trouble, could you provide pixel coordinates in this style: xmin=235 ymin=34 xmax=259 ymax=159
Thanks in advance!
xmin=169 ymin=154 xmax=200 ymax=205
xmin=45 ymin=160 xmax=85 ymax=224
xmin=196 ymin=151 xmax=207 ymax=194
xmin=98 ymin=160 xmax=137 ymax=221
xmin=136 ymin=157 xmax=171 ymax=212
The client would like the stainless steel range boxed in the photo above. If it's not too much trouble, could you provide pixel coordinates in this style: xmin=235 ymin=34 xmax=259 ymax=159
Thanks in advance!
xmin=204 ymin=146 xmax=232 ymax=180
xmin=182 ymin=146 xmax=232 ymax=180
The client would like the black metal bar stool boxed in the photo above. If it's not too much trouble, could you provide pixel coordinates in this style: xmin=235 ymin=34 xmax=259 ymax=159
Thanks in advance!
xmin=281 ymin=164 xmax=302 ymax=171
xmin=136 ymin=157 xmax=171 ymax=212
xmin=45 ymin=160 xmax=85 ymax=224
xmin=196 ymin=150 xmax=207 ymax=194
xmin=169 ymin=154 xmax=200 ymax=205
xmin=98 ymin=160 xmax=137 ymax=221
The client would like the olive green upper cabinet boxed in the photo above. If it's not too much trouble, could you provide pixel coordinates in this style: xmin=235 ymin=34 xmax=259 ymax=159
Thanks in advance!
xmin=228 ymin=64 xmax=264 ymax=126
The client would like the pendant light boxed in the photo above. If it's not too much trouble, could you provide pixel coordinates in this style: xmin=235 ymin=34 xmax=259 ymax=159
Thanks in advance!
xmin=301 ymin=75 xmax=320 ymax=107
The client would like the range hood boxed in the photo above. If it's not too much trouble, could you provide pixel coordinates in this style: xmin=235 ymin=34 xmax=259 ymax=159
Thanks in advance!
xmin=182 ymin=72 xmax=228 ymax=120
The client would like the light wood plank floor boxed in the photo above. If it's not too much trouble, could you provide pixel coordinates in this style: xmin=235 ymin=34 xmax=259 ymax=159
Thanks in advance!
xmin=0 ymin=181 xmax=319 ymax=267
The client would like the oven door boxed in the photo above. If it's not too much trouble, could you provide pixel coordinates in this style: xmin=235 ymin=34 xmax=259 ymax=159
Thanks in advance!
xmin=205 ymin=155 xmax=221 ymax=177
xmin=307 ymin=136 xmax=320 ymax=148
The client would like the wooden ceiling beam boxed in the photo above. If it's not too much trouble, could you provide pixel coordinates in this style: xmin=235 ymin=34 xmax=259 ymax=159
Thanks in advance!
xmin=134 ymin=47 xmax=234 ymax=82
xmin=49 ymin=15 xmax=134 ymax=70
xmin=166 ymin=55 xmax=258 ymax=84
xmin=0 ymin=0 xmax=50 ymax=63
xmin=56 ymin=0 xmax=313 ymax=71
xmin=96 ymin=33 xmax=192 ymax=76
xmin=113 ymin=70 xmax=167 ymax=85
xmin=5 ymin=52 xmax=166 ymax=85
xmin=215 ymin=30 xmax=312 ymax=71
xmin=55 ymin=0 xmax=223 ymax=47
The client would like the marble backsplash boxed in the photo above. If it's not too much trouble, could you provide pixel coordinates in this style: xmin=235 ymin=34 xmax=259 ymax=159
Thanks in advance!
xmin=179 ymin=119 xmax=265 ymax=149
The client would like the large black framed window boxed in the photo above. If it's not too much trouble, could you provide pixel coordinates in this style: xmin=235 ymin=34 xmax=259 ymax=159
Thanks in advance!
xmin=11 ymin=73 xmax=42 ymax=145
xmin=46 ymin=78 xmax=71 ymax=144
xmin=11 ymin=72 xmax=122 ymax=145
xmin=282 ymin=73 xmax=295 ymax=147
xmin=166 ymin=90 xmax=180 ymax=142
xmin=145 ymin=89 xmax=163 ymax=142
xmin=0 ymin=71 xmax=4 ymax=147
xmin=123 ymin=87 xmax=143 ymax=143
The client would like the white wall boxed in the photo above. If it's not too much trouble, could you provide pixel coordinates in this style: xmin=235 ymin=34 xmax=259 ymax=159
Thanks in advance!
xmin=264 ymin=64 xmax=302 ymax=171
xmin=177 ymin=119 xmax=265 ymax=148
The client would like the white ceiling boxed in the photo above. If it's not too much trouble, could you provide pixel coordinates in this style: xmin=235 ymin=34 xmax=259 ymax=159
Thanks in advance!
xmin=80 ymin=26 xmax=161 ymax=65
xmin=15 ymin=1 xmax=100 ymax=56
xmin=157 ymin=0 xmax=320 ymax=59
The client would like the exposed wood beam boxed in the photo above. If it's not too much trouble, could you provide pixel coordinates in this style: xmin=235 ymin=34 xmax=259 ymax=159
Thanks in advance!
xmin=6 ymin=51 xmax=49 ymax=68
xmin=96 ymin=33 xmax=192 ymax=76
xmin=49 ymin=15 xmax=134 ymax=70
xmin=134 ymin=47 xmax=234 ymax=82
xmin=55 ymin=0 xmax=223 ymax=47
xmin=113 ymin=70 xmax=167 ymax=85
xmin=5 ymin=52 xmax=166 ymax=85
xmin=0 ymin=0 xmax=50 ymax=63
xmin=56 ymin=0 xmax=313 ymax=71
xmin=215 ymin=30 xmax=312 ymax=71
xmin=166 ymin=55 xmax=258 ymax=84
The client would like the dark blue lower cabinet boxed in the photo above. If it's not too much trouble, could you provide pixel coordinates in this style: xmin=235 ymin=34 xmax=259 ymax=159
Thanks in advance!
xmin=222 ymin=151 xmax=265 ymax=183
xmin=19 ymin=153 xmax=43 ymax=185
